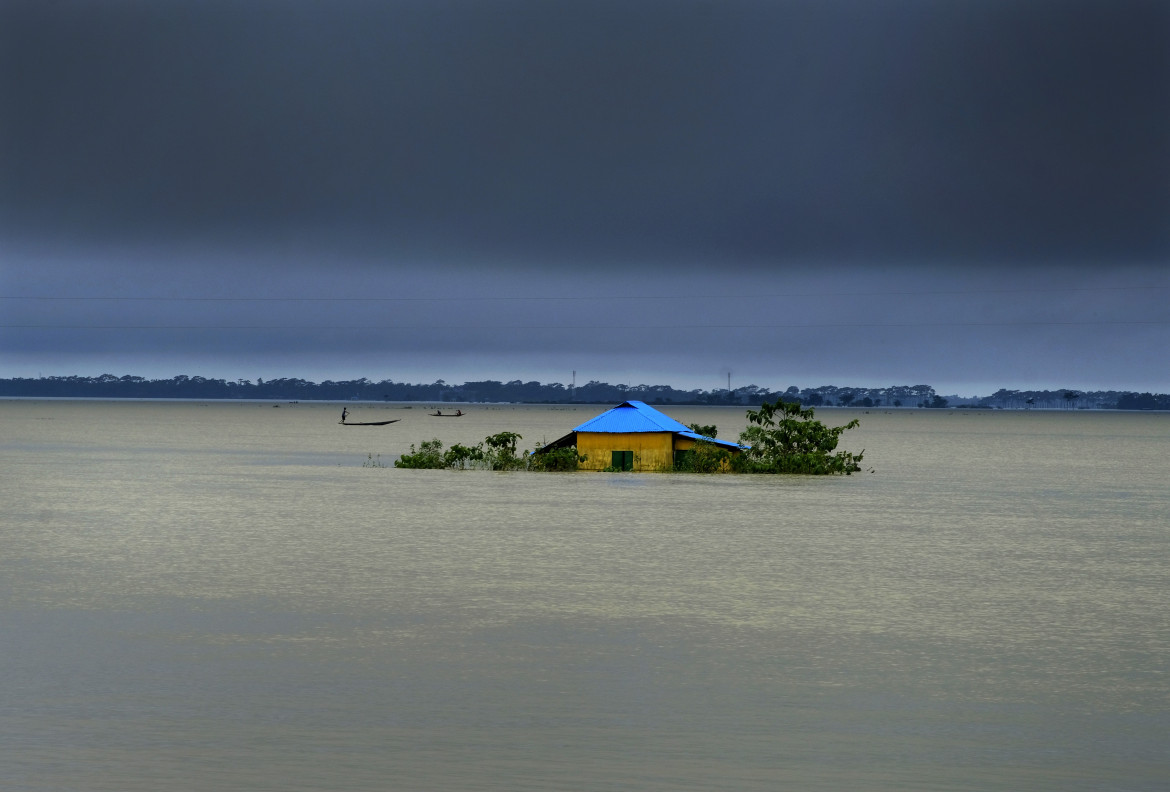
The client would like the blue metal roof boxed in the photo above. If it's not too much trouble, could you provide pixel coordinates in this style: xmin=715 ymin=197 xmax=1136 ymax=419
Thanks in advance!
xmin=573 ymin=401 xmax=691 ymax=433
xmin=574 ymin=401 xmax=744 ymax=449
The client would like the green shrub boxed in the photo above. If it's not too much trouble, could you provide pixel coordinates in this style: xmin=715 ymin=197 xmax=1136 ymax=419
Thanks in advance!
xmin=395 ymin=432 xmax=528 ymax=471
xmin=484 ymin=431 xmax=525 ymax=471
xmin=529 ymin=445 xmax=581 ymax=472
xmin=675 ymin=439 xmax=733 ymax=473
xmin=394 ymin=439 xmax=446 ymax=469
xmin=688 ymin=423 xmax=718 ymax=438
xmin=443 ymin=442 xmax=485 ymax=469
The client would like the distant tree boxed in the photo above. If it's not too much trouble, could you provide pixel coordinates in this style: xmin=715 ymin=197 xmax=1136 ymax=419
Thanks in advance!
xmin=1115 ymin=393 xmax=1168 ymax=410
xmin=911 ymin=385 xmax=936 ymax=407
xmin=1064 ymin=391 xmax=1079 ymax=409
xmin=688 ymin=423 xmax=718 ymax=438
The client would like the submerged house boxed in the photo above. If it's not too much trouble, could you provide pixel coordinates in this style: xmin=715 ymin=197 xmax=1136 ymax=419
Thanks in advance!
xmin=536 ymin=400 xmax=744 ymax=471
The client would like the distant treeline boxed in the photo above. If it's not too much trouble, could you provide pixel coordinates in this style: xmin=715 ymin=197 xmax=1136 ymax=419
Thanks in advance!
xmin=2 ymin=375 xmax=1168 ymax=410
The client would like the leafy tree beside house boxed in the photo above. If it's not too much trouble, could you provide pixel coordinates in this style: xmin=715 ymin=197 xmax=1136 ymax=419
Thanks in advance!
xmin=736 ymin=400 xmax=863 ymax=475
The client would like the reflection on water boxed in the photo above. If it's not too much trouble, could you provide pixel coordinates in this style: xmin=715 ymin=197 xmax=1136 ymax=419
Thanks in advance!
xmin=2 ymin=400 xmax=1168 ymax=791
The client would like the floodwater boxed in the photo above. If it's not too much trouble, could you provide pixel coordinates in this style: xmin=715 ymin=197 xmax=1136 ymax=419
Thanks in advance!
xmin=1 ymin=400 xmax=1167 ymax=791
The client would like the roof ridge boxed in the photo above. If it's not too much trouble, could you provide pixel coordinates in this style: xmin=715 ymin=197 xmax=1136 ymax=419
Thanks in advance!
xmin=573 ymin=400 xmax=693 ymax=433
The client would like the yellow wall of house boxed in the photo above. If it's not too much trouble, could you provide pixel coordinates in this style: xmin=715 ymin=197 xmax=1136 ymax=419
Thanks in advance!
xmin=576 ymin=432 xmax=675 ymax=471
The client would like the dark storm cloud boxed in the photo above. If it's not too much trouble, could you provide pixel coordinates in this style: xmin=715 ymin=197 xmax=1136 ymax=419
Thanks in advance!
xmin=4 ymin=0 xmax=1168 ymax=263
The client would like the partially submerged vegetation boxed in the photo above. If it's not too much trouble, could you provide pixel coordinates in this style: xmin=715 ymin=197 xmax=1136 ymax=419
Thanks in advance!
xmin=674 ymin=401 xmax=863 ymax=474
xmin=395 ymin=432 xmax=583 ymax=471
xmin=391 ymin=400 xmax=863 ymax=475
xmin=736 ymin=400 xmax=863 ymax=474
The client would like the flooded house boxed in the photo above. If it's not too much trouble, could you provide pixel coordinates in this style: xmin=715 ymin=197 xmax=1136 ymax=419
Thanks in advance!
xmin=536 ymin=400 xmax=743 ymax=471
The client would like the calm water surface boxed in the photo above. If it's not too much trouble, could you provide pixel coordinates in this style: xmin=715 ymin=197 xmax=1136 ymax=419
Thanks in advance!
xmin=2 ymin=400 xmax=1167 ymax=791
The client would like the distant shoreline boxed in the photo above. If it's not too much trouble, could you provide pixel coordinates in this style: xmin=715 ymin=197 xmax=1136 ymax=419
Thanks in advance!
xmin=2 ymin=376 xmax=1168 ymax=411
xmin=2 ymin=396 xmax=1167 ymax=414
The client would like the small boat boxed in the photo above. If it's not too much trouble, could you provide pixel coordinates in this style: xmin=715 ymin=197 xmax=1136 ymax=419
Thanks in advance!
xmin=430 ymin=410 xmax=464 ymax=417
xmin=340 ymin=419 xmax=400 ymax=426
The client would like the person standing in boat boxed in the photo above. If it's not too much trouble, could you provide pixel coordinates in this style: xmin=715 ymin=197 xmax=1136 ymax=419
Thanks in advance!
xmin=341 ymin=407 xmax=348 ymax=423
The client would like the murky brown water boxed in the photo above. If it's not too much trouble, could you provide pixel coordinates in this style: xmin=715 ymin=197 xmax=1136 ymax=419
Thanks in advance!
xmin=2 ymin=400 xmax=1167 ymax=790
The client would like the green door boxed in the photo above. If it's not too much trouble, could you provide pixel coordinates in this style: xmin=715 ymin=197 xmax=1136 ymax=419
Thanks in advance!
xmin=611 ymin=450 xmax=634 ymax=471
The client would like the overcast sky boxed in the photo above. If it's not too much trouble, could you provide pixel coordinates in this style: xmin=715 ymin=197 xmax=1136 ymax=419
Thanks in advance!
xmin=2 ymin=0 xmax=1167 ymax=395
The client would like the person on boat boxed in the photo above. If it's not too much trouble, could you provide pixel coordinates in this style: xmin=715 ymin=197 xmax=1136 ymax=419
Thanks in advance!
xmin=341 ymin=407 xmax=348 ymax=423
xmin=455 ymin=409 xmax=463 ymax=416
